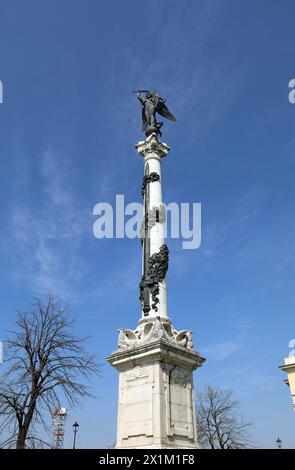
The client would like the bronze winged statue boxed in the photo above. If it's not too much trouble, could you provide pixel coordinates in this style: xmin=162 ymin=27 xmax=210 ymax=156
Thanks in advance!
xmin=133 ymin=89 xmax=176 ymax=136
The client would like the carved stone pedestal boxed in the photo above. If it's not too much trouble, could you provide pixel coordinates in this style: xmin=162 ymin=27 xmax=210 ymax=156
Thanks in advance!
xmin=107 ymin=318 xmax=205 ymax=449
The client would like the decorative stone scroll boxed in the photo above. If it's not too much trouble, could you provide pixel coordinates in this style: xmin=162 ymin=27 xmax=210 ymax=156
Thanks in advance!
xmin=117 ymin=316 xmax=194 ymax=351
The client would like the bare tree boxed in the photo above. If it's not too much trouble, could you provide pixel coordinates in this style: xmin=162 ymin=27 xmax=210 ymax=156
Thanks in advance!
xmin=197 ymin=386 xmax=253 ymax=449
xmin=0 ymin=295 xmax=101 ymax=449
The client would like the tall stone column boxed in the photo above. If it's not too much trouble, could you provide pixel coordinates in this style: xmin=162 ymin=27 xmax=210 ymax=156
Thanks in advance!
xmin=136 ymin=133 xmax=169 ymax=321
xmin=107 ymin=132 xmax=205 ymax=449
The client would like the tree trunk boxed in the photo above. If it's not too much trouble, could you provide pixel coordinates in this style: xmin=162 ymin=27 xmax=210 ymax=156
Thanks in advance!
xmin=16 ymin=426 xmax=27 ymax=449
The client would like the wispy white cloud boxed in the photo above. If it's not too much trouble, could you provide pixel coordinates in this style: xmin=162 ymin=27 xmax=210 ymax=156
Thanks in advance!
xmin=6 ymin=149 xmax=90 ymax=300
xmin=6 ymin=145 xmax=143 ymax=304
xmin=202 ymin=341 xmax=242 ymax=360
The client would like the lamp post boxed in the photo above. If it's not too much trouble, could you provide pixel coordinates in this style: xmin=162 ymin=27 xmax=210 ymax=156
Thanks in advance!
xmin=276 ymin=437 xmax=282 ymax=449
xmin=72 ymin=421 xmax=79 ymax=449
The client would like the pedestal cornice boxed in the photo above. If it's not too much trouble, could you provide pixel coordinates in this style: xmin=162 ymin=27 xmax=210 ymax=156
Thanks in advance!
xmin=107 ymin=338 xmax=205 ymax=372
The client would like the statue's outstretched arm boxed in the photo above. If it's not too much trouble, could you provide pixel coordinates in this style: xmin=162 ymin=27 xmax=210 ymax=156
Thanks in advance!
xmin=137 ymin=93 xmax=145 ymax=106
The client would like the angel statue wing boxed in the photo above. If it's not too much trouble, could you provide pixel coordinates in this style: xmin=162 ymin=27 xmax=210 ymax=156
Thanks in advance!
xmin=156 ymin=99 xmax=176 ymax=121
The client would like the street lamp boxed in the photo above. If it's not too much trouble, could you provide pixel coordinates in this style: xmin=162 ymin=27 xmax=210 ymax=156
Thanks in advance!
xmin=276 ymin=437 xmax=282 ymax=449
xmin=72 ymin=421 xmax=79 ymax=449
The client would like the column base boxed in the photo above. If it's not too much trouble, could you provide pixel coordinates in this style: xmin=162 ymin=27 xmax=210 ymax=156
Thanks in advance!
xmin=107 ymin=333 xmax=205 ymax=450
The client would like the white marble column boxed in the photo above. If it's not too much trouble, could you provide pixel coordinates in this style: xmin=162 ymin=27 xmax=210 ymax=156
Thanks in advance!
xmin=136 ymin=133 xmax=170 ymax=321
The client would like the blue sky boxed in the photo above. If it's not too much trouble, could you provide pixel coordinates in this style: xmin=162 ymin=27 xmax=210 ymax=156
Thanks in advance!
xmin=0 ymin=0 xmax=295 ymax=448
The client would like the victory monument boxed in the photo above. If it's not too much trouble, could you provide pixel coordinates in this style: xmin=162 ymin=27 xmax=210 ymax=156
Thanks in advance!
xmin=107 ymin=90 xmax=205 ymax=449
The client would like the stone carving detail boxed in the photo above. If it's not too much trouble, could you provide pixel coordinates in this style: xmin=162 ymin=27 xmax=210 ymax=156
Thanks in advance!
xmin=141 ymin=172 xmax=160 ymax=197
xmin=125 ymin=366 xmax=147 ymax=381
xmin=167 ymin=365 xmax=192 ymax=386
xmin=139 ymin=244 xmax=169 ymax=312
xmin=135 ymin=133 xmax=170 ymax=159
xmin=118 ymin=328 xmax=137 ymax=349
xmin=117 ymin=317 xmax=194 ymax=351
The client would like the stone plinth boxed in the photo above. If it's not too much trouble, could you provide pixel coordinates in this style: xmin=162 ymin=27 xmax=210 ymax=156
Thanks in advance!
xmin=107 ymin=319 xmax=205 ymax=449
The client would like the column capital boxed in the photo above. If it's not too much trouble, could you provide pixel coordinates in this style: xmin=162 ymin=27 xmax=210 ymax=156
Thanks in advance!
xmin=135 ymin=133 xmax=170 ymax=159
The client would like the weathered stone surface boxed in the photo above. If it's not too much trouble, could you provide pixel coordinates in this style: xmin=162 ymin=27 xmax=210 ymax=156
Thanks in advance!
xmin=107 ymin=337 xmax=205 ymax=449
